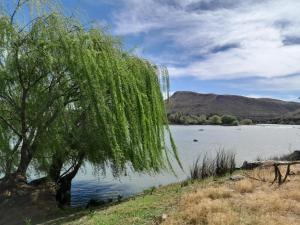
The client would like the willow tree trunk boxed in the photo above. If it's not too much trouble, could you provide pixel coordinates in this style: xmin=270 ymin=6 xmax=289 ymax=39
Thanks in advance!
xmin=56 ymin=152 xmax=85 ymax=206
xmin=16 ymin=141 xmax=37 ymax=177
xmin=0 ymin=145 xmax=32 ymax=193
xmin=16 ymin=153 xmax=32 ymax=178
xmin=49 ymin=153 xmax=64 ymax=182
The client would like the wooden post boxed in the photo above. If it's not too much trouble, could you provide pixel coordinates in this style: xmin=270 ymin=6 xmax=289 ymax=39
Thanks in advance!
xmin=282 ymin=164 xmax=291 ymax=183
xmin=247 ymin=160 xmax=300 ymax=185
xmin=272 ymin=165 xmax=278 ymax=184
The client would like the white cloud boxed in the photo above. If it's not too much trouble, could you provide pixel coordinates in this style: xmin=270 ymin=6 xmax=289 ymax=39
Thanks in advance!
xmin=256 ymin=75 xmax=300 ymax=91
xmin=113 ymin=0 xmax=300 ymax=81
xmin=245 ymin=94 xmax=300 ymax=102
xmin=226 ymin=75 xmax=300 ymax=93
xmin=169 ymin=46 xmax=300 ymax=79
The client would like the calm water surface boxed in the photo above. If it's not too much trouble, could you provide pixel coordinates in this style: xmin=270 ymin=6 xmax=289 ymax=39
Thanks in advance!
xmin=72 ymin=124 xmax=300 ymax=207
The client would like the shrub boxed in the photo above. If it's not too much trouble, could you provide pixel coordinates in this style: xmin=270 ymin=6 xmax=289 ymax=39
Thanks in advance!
xmin=232 ymin=120 xmax=239 ymax=126
xmin=189 ymin=115 xmax=201 ymax=125
xmin=168 ymin=113 xmax=208 ymax=125
xmin=208 ymin=115 xmax=222 ymax=125
xmin=269 ymin=151 xmax=300 ymax=161
xmin=167 ymin=112 xmax=183 ymax=124
xmin=196 ymin=114 xmax=208 ymax=124
xmin=240 ymin=119 xmax=253 ymax=125
xmin=178 ymin=115 xmax=189 ymax=124
xmin=221 ymin=115 xmax=237 ymax=125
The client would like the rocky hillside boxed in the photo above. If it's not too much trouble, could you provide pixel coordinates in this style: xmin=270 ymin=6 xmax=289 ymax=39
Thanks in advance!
xmin=166 ymin=91 xmax=300 ymax=122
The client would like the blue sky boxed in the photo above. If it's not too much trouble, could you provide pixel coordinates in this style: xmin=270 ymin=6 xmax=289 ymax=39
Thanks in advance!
xmin=6 ymin=0 xmax=300 ymax=101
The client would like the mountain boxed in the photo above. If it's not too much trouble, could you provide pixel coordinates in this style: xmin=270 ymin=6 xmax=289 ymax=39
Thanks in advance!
xmin=166 ymin=91 xmax=300 ymax=122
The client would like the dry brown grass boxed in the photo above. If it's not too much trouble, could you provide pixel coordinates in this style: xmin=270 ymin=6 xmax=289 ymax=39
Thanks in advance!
xmin=163 ymin=165 xmax=300 ymax=225
xmin=233 ymin=179 xmax=256 ymax=193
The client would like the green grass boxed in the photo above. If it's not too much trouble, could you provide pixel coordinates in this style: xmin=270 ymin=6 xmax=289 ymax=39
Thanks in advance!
xmin=44 ymin=175 xmax=233 ymax=225
xmin=56 ymin=184 xmax=184 ymax=225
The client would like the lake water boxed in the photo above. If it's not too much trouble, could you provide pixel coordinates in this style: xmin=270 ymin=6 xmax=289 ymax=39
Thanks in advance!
xmin=71 ymin=124 xmax=300 ymax=207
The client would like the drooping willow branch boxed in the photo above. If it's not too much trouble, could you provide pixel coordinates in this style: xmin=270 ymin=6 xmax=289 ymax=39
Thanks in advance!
xmin=0 ymin=7 xmax=180 ymax=182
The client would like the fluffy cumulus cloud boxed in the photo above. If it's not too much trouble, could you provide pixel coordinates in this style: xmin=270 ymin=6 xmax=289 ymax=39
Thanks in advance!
xmin=112 ymin=0 xmax=300 ymax=84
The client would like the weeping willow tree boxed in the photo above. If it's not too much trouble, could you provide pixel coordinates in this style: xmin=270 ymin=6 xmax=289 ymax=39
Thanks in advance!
xmin=0 ymin=1 xmax=180 ymax=205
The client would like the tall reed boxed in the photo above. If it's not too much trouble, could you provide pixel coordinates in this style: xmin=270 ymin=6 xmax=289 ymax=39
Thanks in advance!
xmin=190 ymin=150 xmax=236 ymax=180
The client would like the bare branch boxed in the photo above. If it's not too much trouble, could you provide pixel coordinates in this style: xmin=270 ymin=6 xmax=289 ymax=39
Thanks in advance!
xmin=0 ymin=115 xmax=21 ymax=137
xmin=10 ymin=0 xmax=30 ymax=25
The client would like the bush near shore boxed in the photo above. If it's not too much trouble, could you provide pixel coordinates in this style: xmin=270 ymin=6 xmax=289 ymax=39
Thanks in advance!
xmin=190 ymin=150 xmax=236 ymax=180
xmin=168 ymin=112 xmax=253 ymax=126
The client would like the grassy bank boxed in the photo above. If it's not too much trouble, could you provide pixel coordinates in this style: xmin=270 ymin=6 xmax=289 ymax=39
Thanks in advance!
xmin=58 ymin=185 xmax=184 ymax=225
xmin=4 ymin=164 xmax=298 ymax=225
xmin=46 ymin=180 xmax=202 ymax=225
xmin=45 ymin=165 xmax=300 ymax=225
xmin=40 ymin=175 xmax=227 ymax=225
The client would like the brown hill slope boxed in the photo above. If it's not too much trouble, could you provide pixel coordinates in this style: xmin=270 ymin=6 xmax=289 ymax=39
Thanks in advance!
xmin=166 ymin=91 xmax=300 ymax=121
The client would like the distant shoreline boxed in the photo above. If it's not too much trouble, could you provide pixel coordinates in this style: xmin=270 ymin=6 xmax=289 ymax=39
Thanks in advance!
xmin=168 ymin=122 xmax=298 ymax=126
xmin=166 ymin=91 xmax=300 ymax=125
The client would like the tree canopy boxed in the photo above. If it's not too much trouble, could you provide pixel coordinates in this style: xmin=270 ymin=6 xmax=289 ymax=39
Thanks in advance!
xmin=0 ymin=0 xmax=179 ymax=204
